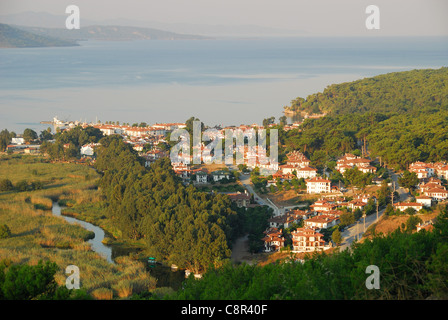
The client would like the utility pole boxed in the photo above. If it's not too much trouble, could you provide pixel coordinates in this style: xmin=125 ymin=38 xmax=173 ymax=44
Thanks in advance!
xmin=376 ymin=200 xmax=379 ymax=222
xmin=356 ymin=220 xmax=359 ymax=242
xmin=391 ymin=181 xmax=395 ymax=204
xmin=363 ymin=213 xmax=366 ymax=233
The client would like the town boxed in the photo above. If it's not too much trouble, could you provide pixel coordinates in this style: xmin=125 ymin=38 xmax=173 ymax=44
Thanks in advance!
xmin=4 ymin=115 xmax=446 ymax=262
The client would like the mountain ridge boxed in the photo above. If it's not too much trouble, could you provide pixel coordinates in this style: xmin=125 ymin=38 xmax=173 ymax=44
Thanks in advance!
xmin=0 ymin=23 xmax=78 ymax=48
xmin=14 ymin=24 xmax=211 ymax=41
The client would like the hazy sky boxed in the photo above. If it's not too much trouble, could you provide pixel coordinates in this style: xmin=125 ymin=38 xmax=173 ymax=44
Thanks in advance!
xmin=1 ymin=0 xmax=448 ymax=36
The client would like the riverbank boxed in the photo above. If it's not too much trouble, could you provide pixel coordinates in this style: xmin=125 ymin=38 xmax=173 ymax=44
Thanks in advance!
xmin=0 ymin=155 xmax=157 ymax=298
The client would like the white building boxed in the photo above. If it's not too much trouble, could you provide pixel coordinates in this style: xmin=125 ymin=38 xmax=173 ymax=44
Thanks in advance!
xmin=304 ymin=215 xmax=339 ymax=230
xmin=415 ymin=196 xmax=432 ymax=207
xmin=211 ymin=170 xmax=231 ymax=182
xmin=196 ymin=171 xmax=208 ymax=183
xmin=80 ymin=143 xmax=99 ymax=157
xmin=394 ymin=202 xmax=423 ymax=212
xmin=296 ymin=166 xmax=318 ymax=179
xmin=306 ymin=177 xmax=331 ymax=194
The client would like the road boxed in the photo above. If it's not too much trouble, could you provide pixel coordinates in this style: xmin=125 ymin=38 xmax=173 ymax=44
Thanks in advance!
xmin=238 ymin=172 xmax=281 ymax=215
xmin=340 ymin=169 xmax=410 ymax=251
xmin=340 ymin=207 xmax=385 ymax=251
xmin=233 ymin=166 xmax=411 ymax=250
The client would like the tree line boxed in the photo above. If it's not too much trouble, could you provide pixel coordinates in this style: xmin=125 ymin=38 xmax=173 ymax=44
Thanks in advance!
xmin=95 ymin=135 xmax=248 ymax=274
xmin=40 ymin=126 xmax=103 ymax=160
xmin=281 ymin=110 xmax=448 ymax=170
xmin=285 ymin=67 xmax=448 ymax=116
xmin=165 ymin=205 xmax=448 ymax=300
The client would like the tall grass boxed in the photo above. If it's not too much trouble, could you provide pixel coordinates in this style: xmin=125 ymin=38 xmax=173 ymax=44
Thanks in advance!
xmin=91 ymin=288 xmax=114 ymax=300
xmin=0 ymin=155 xmax=157 ymax=298
xmin=30 ymin=195 xmax=53 ymax=210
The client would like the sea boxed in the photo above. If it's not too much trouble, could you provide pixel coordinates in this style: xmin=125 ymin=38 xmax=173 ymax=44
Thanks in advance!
xmin=1 ymin=36 xmax=447 ymax=134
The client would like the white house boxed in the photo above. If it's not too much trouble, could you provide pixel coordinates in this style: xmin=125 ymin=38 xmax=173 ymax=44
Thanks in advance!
xmin=80 ymin=143 xmax=98 ymax=157
xmin=394 ymin=202 xmax=423 ymax=212
xmin=262 ymin=228 xmax=285 ymax=252
xmin=296 ymin=166 xmax=318 ymax=179
xmin=409 ymin=162 xmax=436 ymax=179
xmin=415 ymin=196 xmax=432 ymax=207
xmin=291 ymin=227 xmax=330 ymax=253
xmin=11 ymin=137 xmax=25 ymax=145
xmin=424 ymin=188 xmax=448 ymax=200
xmin=306 ymin=177 xmax=331 ymax=194
xmin=211 ymin=170 xmax=231 ymax=182
xmin=196 ymin=171 xmax=208 ymax=183
xmin=304 ymin=215 xmax=339 ymax=230
xmin=309 ymin=199 xmax=337 ymax=213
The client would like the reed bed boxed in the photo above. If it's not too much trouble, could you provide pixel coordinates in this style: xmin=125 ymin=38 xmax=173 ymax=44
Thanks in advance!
xmin=0 ymin=155 xmax=157 ymax=298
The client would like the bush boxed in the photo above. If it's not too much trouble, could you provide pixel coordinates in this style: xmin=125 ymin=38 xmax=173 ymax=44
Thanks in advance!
xmin=91 ymin=287 xmax=114 ymax=300
xmin=113 ymin=280 xmax=133 ymax=298
xmin=0 ymin=224 xmax=11 ymax=239
xmin=0 ymin=179 xmax=13 ymax=192
xmin=0 ymin=260 xmax=58 ymax=299
xmin=15 ymin=180 xmax=29 ymax=192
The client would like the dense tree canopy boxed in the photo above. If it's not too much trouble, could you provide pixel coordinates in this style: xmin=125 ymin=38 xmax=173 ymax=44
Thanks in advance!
xmin=281 ymin=110 xmax=448 ymax=170
xmin=280 ymin=68 xmax=448 ymax=170
xmin=40 ymin=126 xmax=104 ymax=160
xmin=0 ymin=129 xmax=15 ymax=151
xmin=285 ymin=67 xmax=448 ymax=115
xmin=167 ymin=205 xmax=448 ymax=300
xmin=95 ymin=136 xmax=240 ymax=274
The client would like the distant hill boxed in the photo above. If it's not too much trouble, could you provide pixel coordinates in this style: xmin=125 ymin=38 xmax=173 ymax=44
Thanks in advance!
xmin=0 ymin=11 xmax=303 ymax=37
xmin=15 ymin=25 xmax=211 ymax=41
xmin=284 ymin=67 xmax=448 ymax=116
xmin=0 ymin=23 xmax=78 ymax=48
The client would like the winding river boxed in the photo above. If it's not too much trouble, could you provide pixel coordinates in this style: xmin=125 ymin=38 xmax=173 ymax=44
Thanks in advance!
xmin=51 ymin=201 xmax=186 ymax=289
xmin=51 ymin=201 xmax=114 ymax=264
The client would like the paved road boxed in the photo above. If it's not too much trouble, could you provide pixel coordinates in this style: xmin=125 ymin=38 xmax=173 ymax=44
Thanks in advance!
xmin=340 ymin=207 xmax=385 ymax=251
xmin=390 ymin=170 xmax=410 ymax=202
xmin=340 ymin=169 xmax=410 ymax=251
xmin=238 ymin=173 xmax=281 ymax=214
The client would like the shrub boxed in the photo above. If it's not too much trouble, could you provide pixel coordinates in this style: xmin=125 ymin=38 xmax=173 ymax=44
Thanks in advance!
xmin=113 ymin=280 xmax=134 ymax=298
xmin=0 ymin=224 xmax=11 ymax=239
xmin=91 ymin=287 xmax=114 ymax=300
xmin=15 ymin=180 xmax=29 ymax=192
xmin=0 ymin=179 xmax=13 ymax=191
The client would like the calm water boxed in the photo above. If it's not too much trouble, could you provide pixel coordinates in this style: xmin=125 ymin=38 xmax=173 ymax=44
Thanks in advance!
xmin=51 ymin=201 xmax=114 ymax=264
xmin=1 ymin=37 xmax=447 ymax=132
xmin=51 ymin=202 xmax=186 ymax=289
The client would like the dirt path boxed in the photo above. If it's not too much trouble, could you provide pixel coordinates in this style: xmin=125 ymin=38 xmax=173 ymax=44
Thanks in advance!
xmin=231 ymin=234 xmax=256 ymax=265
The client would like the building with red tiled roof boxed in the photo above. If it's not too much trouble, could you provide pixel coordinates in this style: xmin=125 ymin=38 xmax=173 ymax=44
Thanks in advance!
xmin=306 ymin=177 xmax=331 ymax=194
xmin=291 ymin=227 xmax=330 ymax=253
xmin=336 ymin=153 xmax=376 ymax=174
xmin=303 ymin=214 xmax=339 ymax=230
xmin=424 ymin=187 xmax=448 ymax=200
xmin=227 ymin=191 xmax=251 ymax=207
xmin=262 ymin=228 xmax=285 ymax=252
xmin=394 ymin=202 xmax=423 ymax=212
xmin=286 ymin=151 xmax=310 ymax=168
xmin=309 ymin=199 xmax=337 ymax=213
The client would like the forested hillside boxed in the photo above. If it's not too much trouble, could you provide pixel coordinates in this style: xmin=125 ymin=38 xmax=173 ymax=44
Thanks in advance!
xmin=94 ymin=135 xmax=240 ymax=274
xmin=280 ymin=67 xmax=448 ymax=170
xmin=281 ymin=110 xmax=448 ymax=170
xmin=285 ymin=67 xmax=448 ymax=115
xmin=0 ymin=23 xmax=78 ymax=48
